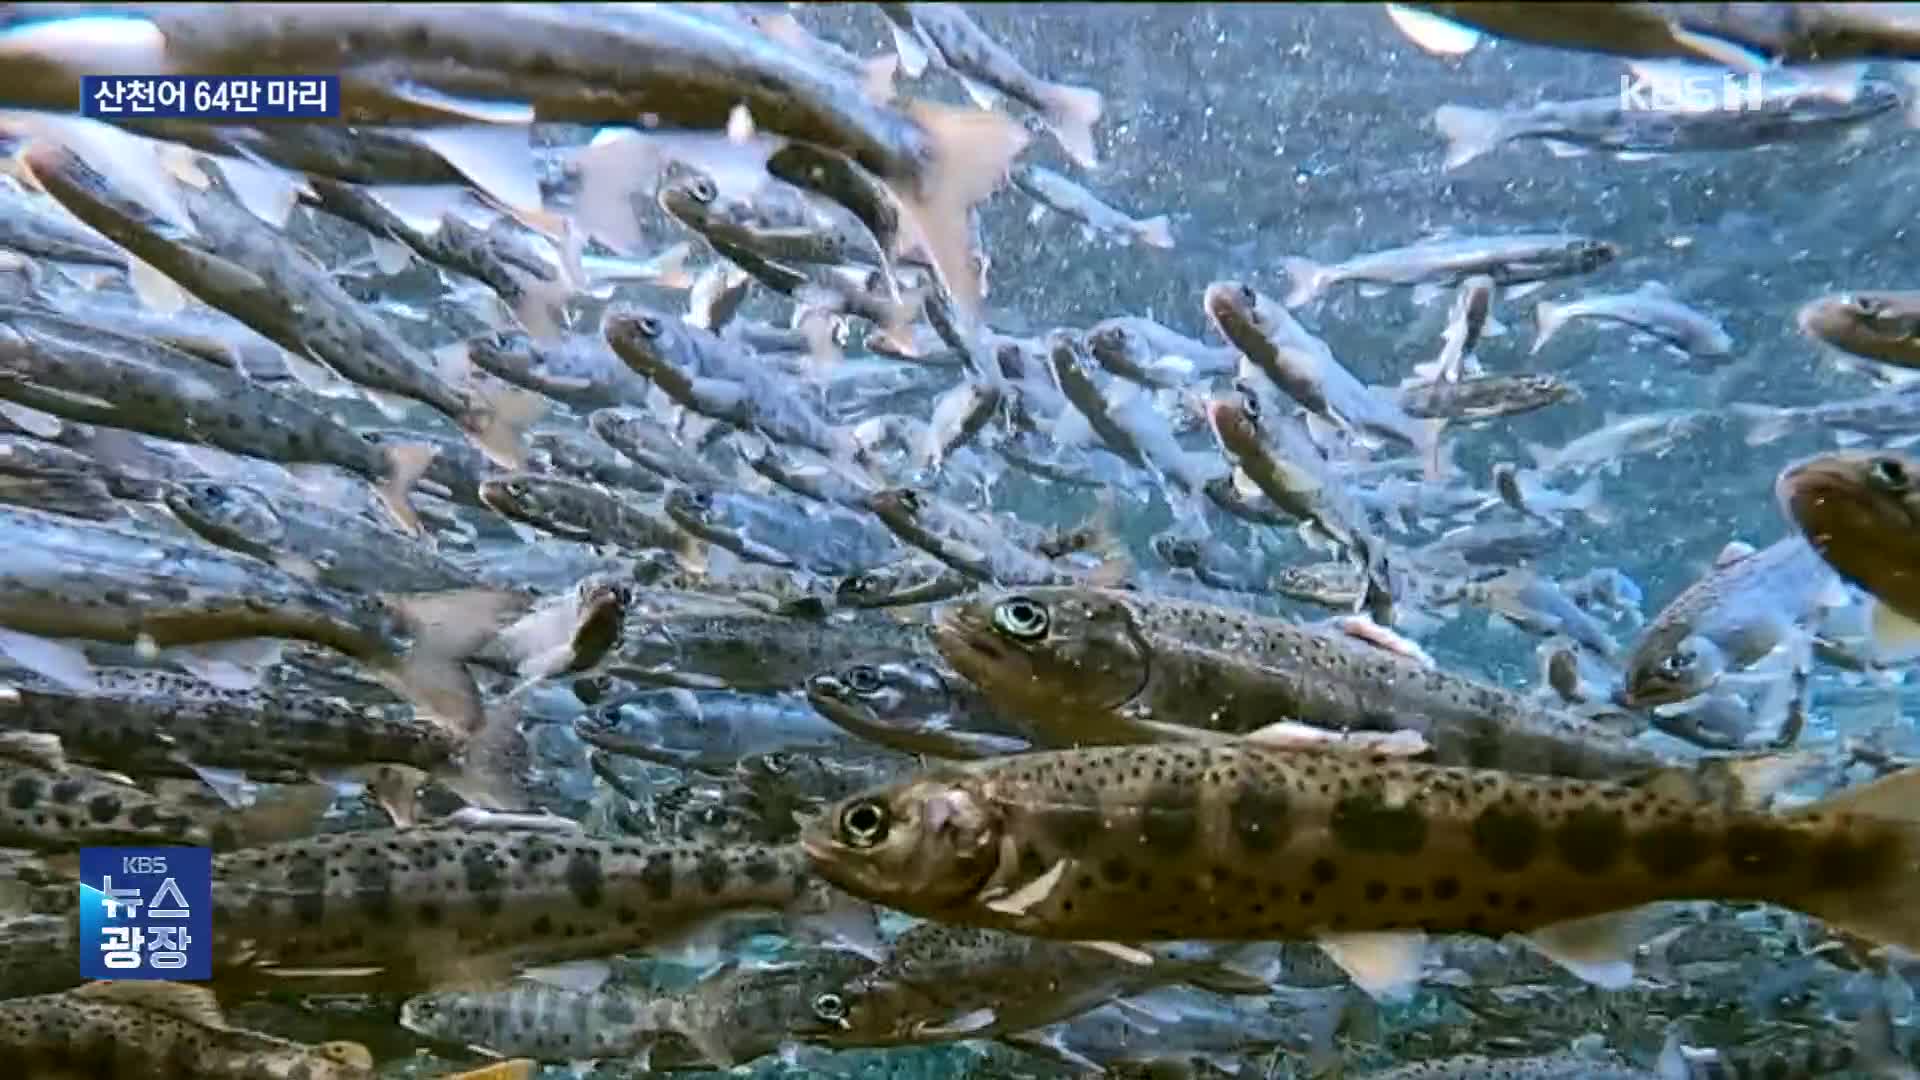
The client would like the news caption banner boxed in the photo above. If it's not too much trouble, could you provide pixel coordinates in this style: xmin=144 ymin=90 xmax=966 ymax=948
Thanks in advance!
xmin=80 ymin=75 xmax=340 ymax=120
xmin=79 ymin=847 xmax=212 ymax=981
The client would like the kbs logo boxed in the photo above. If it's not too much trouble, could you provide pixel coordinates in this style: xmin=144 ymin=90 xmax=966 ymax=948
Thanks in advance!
xmin=79 ymin=847 xmax=212 ymax=981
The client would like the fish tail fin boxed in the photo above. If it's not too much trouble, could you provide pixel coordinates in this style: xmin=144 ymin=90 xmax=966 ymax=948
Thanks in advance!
xmin=1788 ymin=766 xmax=1920 ymax=955
xmin=893 ymin=100 xmax=1031 ymax=330
xmin=650 ymin=240 xmax=696 ymax=291
xmin=1280 ymin=255 xmax=1328 ymax=308
xmin=1727 ymin=402 xmax=1791 ymax=447
xmin=1431 ymin=103 xmax=1505 ymax=170
xmin=1132 ymin=213 xmax=1175 ymax=250
xmin=1532 ymin=298 xmax=1569 ymax=354
xmin=378 ymin=588 xmax=528 ymax=736
xmin=461 ymin=382 xmax=546 ymax=469
xmin=861 ymin=53 xmax=900 ymax=104
xmin=1041 ymin=82 xmax=1104 ymax=169
xmin=375 ymin=441 xmax=437 ymax=537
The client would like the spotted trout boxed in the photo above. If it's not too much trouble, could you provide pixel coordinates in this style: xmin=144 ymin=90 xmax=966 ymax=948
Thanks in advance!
xmin=804 ymin=743 xmax=1920 ymax=997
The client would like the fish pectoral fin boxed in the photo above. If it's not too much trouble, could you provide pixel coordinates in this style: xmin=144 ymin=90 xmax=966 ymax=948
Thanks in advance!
xmin=520 ymin=959 xmax=611 ymax=994
xmin=1869 ymin=601 xmax=1920 ymax=664
xmin=1315 ymin=930 xmax=1426 ymax=1002
xmin=916 ymin=1007 xmax=998 ymax=1038
xmin=1244 ymin=721 xmax=1429 ymax=759
xmin=984 ymin=857 xmax=1071 ymax=917
xmin=0 ymin=730 xmax=67 ymax=772
xmin=1520 ymin=910 xmax=1642 ymax=990
xmin=72 ymin=980 xmax=227 ymax=1028
xmin=1074 ymin=940 xmax=1155 ymax=967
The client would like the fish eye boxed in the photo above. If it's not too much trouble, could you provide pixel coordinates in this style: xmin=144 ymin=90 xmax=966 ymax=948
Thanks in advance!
xmin=845 ymin=665 xmax=884 ymax=696
xmin=991 ymin=596 xmax=1050 ymax=641
xmin=689 ymin=177 xmax=717 ymax=203
xmin=1870 ymin=457 xmax=1911 ymax=492
xmin=1660 ymin=649 xmax=1695 ymax=675
xmin=684 ymin=489 xmax=712 ymax=511
xmin=895 ymin=489 xmax=922 ymax=513
xmin=1236 ymin=283 xmax=1257 ymax=306
xmin=812 ymin=992 xmax=847 ymax=1023
xmin=832 ymin=316 xmax=853 ymax=348
xmin=1850 ymin=294 xmax=1886 ymax=318
xmin=506 ymin=480 xmax=529 ymax=499
xmin=837 ymin=799 xmax=890 ymax=848
xmin=761 ymin=752 xmax=791 ymax=775
xmin=637 ymin=315 xmax=664 ymax=338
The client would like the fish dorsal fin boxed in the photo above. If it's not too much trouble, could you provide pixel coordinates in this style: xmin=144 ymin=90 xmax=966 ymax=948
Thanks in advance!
xmin=916 ymin=1006 xmax=997 ymax=1038
xmin=1522 ymin=909 xmax=1642 ymax=989
xmin=1712 ymin=540 xmax=1757 ymax=569
xmin=436 ymin=1061 xmax=536 ymax=1080
xmin=1316 ymin=930 xmax=1425 ymax=1002
xmin=73 ymin=980 xmax=227 ymax=1028
xmin=0 ymin=730 xmax=66 ymax=772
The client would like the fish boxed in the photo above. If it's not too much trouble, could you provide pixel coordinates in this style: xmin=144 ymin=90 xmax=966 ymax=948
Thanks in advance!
xmin=0 ymin=302 xmax=435 ymax=535
xmin=211 ymin=827 xmax=860 ymax=991
xmin=663 ymin=485 xmax=903 ymax=576
xmin=930 ymin=587 xmax=1661 ymax=778
xmin=527 ymin=428 xmax=664 ymax=495
xmin=1618 ymin=537 xmax=1846 ymax=708
xmin=864 ymin=487 xmax=1120 ymax=587
xmin=573 ymin=688 xmax=857 ymax=771
xmin=1730 ymin=389 xmax=1920 ymax=449
xmin=806 ymin=658 xmax=1032 ymax=760
xmin=604 ymin=589 xmax=931 ymax=692
xmin=165 ymin=479 xmax=481 ymax=593
xmin=1084 ymin=315 xmax=1239 ymax=388
xmin=479 ymin=472 xmax=692 ymax=556
xmin=0 ymin=504 xmax=520 ymax=738
xmin=1777 ymin=450 xmax=1920 ymax=660
xmin=1532 ymin=283 xmax=1733 ymax=360
xmin=797 ymin=922 xmax=1270 ymax=1050
xmin=1010 ymin=164 xmax=1173 ymax=249
xmin=1398 ymin=373 xmax=1579 ymax=422
xmin=1204 ymin=282 xmax=1445 ymax=474
xmin=803 ymin=742 xmax=1920 ymax=999
xmin=1798 ymin=290 xmax=1920 ymax=370
xmin=1279 ymin=233 xmax=1617 ymax=309
xmin=588 ymin=407 xmax=735 ymax=491
xmin=1433 ymin=78 xmax=1902 ymax=170
xmin=878 ymin=1 xmax=1103 ymax=167
xmin=0 ymin=981 xmax=377 ymax=1079
xmin=23 ymin=142 xmax=545 ymax=470
xmin=1523 ymin=409 xmax=1708 ymax=477
xmin=465 ymin=329 xmax=650 ymax=414
xmin=835 ymin=557 xmax=977 ymax=609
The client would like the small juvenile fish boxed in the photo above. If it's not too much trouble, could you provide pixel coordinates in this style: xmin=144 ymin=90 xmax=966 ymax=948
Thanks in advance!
xmin=1280 ymin=233 xmax=1617 ymax=309
xmin=836 ymin=557 xmax=977 ymax=609
xmin=467 ymin=329 xmax=650 ymax=413
xmin=0 ymin=981 xmax=376 ymax=1079
xmin=1433 ymin=78 xmax=1902 ymax=170
xmin=1084 ymin=315 xmax=1238 ymax=388
xmin=664 ymin=486 xmax=902 ymax=576
xmin=1532 ymin=282 xmax=1733 ymax=359
xmin=573 ymin=689 xmax=856 ymax=770
xmin=807 ymin=658 xmax=1031 ymax=760
xmin=879 ymin=1 xmax=1103 ymax=167
xmin=528 ymin=427 xmax=664 ymax=494
xmin=1523 ymin=408 xmax=1708 ymax=476
xmin=480 ymin=472 xmax=692 ymax=556
xmin=1011 ymin=164 xmax=1172 ymax=249
xmin=606 ymin=589 xmax=931 ymax=692
xmin=1398 ymin=373 xmax=1578 ymax=422
xmin=1798 ymin=290 xmax=1920 ymax=369
xmin=804 ymin=743 xmax=1920 ymax=997
xmin=589 ymin=407 xmax=734 ymax=490
xmin=1618 ymin=537 xmax=1846 ymax=708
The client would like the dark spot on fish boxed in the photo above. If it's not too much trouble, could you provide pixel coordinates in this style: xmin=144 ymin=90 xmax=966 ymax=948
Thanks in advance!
xmin=1401 ymin=885 xmax=1423 ymax=903
xmin=1330 ymin=790 xmax=1427 ymax=855
xmin=85 ymin=794 xmax=121 ymax=823
xmin=1101 ymin=857 xmax=1131 ymax=885
xmin=1042 ymin=806 xmax=1103 ymax=853
xmin=601 ymin=995 xmax=637 ymax=1024
xmin=1364 ymin=880 xmax=1387 ymax=903
xmin=641 ymin=854 xmax=675 ymax=900
xmin=6 ymin=777 xmax=39 ymax=810
xmin=530 ymin=915 xmax=553 ymax=936
xmin=1485 ymin=890 xmax=1504 ymax=908
xmin=566 ymin=849 xmax=604 ymax=908
xmin=1471 ymin=805 xmax=1542 ymax=872
xmin=1635 ymin=820 xmax=1708 ymax=878
xmin=417 ymin=902 xmax=441 ymax=926
xmin=1556 ymin=806 xmax=1626 ymax=875
xmin=1229 ymin=783 xmax=1290 ymax=853
xmin=50 ymin=779 xmax=80 ymax=805
xmin=463 ymin=847 xmax=505 ymax=915
xmin=1815 ymin=829 xmax=1893 ymax=889
xmin=1465 ymin=726 xmax=1504 ymax=768
xmin=128 ymin=805 xmax=159 ymax=828
xmin=697 ymin=853 xmax=729 ymax=894
xmin=1725 ymin=823 xmax=1795 ymax=875
xmin=742 ymin=853 xmax=779 ymax=885
xmin=616 ymin=906 xmax=638 ymax=925
xmin=1311 ymin=858 xmax=1337 ymax=885
xmin=353 ymin=860 xmax=393 ymax=918
xmin=1140 ymin=783 xmax=1198 ymax=853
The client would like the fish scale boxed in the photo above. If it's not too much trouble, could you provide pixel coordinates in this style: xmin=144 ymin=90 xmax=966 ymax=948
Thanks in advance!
xmin=804 ymin=742 xmax=1920 ymax=959
xmin=213 ymin=828 xmax=821 ymax=991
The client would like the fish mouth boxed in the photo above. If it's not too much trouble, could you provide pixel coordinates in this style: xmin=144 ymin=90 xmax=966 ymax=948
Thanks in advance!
xmin=806 ymin=673 xmax=851 ymax=703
